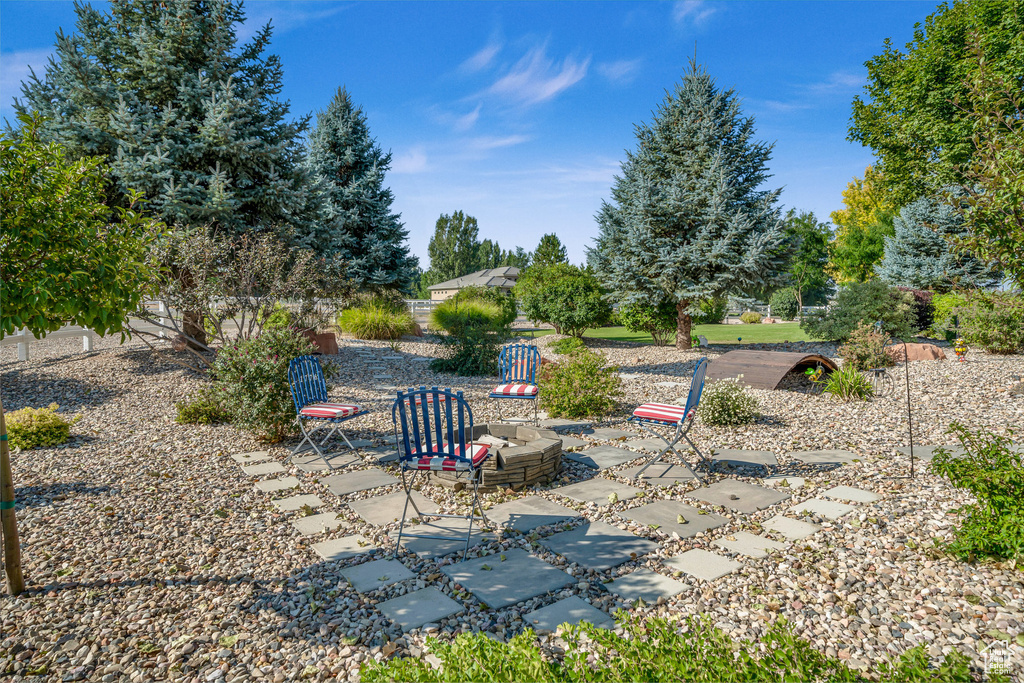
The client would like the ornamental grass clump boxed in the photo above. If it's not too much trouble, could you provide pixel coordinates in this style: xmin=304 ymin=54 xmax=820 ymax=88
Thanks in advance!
xmin=697 ymin=378 xmax=759 ymax=426
xmin=538 ymin=348 xmax=621 ymax=419
xmin=430 ymin=295 xmax=512 ymax=376
xmin=5 ymin=403 xmax=79 ymax=449
xmin=822 ymin=364 xmax=874 ymax=402
xmin=339 ymin=301 xmax=414 ymax=340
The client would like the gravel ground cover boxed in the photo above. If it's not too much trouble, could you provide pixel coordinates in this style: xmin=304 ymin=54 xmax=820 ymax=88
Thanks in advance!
xmin=1 ymin=331 xmax=1022 ymax=682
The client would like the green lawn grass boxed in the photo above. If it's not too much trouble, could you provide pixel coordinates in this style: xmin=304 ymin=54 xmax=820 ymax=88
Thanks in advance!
xmin=522 ymin=322 xmax=819 ymax=345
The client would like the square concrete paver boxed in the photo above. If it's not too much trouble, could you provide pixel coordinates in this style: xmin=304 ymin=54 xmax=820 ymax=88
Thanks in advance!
xmin=663 ymin=549 xmax=741 ymax=581
xmin=391 ymin=519 xmax=495 ymax=559
xmin=522 ymin=596 xmax=614 ymax=633
xmin=256 ymin=476 xmax=300 ymax=493
xmin=365 ymin=446 xmax=400 ymax=464
xmin=241 ymin=461 xmax=287 ymax=477
xmin=292 ymin=451 xmax=361 ymax=473
xmin=273 ymin=494 xmax=324 ymax=512
xmin=539 ymin=521 xmax=658 ymax=571
xmin=324 ymin=468 xmax=399 ymax=496
xmin=823 ymin=485 xmax=880 ymax=503
xmin=441 ymin=549 xmax=573 ymax=609
xmin=711 ymin=449 xmax=778 ymax=470
xmin=618 ymin=462 xmax=696 ymax=485
xmin=552 ymin=478 xmax=642 ymax=506
xmin=292 ymin=512 xmax=345 ymax=536
xmin=606 ymin=568 xmax=688 ymax=603
xmin=585 ymin=428 xmax=639 ymax=441
xmin=539 ymin=418 xmax=593 ymax=432
xmin=623 ymin=438 xmax=671 ymax=452
xmin=763 ymin=475 xmax=806 ymax=490
xmin=557 ymin=435 xmax=588 ymax=450
xmin=896 ymin=445 xmax=964 ymax=461
xmin=378 ymin=587 xmax=464 ymax=631
xmin=231 ymin=451 xmax=271 ymax=464
xmin=485 ymin=497 xmax=577 ymax=533
xmin=565 ymin=446 xmax=640 ymax=470
xmin=713 ymin=531 xmax=786 ymax=558
xmin=764 ymin=515 xmax=821 ymax=540
xmin=785 ymin=450 xmax=858 ymax=466
xmin=617 ymin=501 xmax=726 ymax=538
xmin=789 ymin=497 xmax=857 ymax=520
xmin=687 ymin=480 xmax=789 ymax=514
xmin=312 ymin=534 xmax=378 ymax=561
xmin=349 ymin=491 xmax=438 ymax=526
xmin=341 ymin=559 xmax=415 ymax=593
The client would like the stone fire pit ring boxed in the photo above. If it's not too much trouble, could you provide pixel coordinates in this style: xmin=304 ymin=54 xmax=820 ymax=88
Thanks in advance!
xmin=429 ymin=423 xmax=563 ymax=491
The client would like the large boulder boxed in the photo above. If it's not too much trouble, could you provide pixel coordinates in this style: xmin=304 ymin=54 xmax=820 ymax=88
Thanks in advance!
xmin=885 ymin=343 xmax=947 ymax=362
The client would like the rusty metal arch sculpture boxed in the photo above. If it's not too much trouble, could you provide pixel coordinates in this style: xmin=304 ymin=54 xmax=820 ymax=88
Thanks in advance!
xmin=705 ymin=351 xmax=839 ymax=390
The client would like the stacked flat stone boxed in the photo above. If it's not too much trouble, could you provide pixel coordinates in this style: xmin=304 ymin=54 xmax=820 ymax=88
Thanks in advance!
xmin=428 ymin=423 xmax=563 ymax=490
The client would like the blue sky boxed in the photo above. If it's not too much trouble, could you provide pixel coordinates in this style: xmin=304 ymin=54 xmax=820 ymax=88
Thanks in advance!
xmin=0 ymin=0 xmax=938 ymax=266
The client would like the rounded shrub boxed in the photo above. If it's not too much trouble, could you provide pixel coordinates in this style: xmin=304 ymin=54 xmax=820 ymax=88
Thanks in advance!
xmin=449 ymin=286 xmax=517 ymax=327
xmin=954 ymin=291 xmax=1024 ymax=354
xmin=538 ymin=348 xmax=622 ymax=419
xmin=697 ymin=379 xmax=759 ymax=426
xmin=739 ymin=311 xmax=763 ymax=324
xmin=5 ymin=403 xmax=79 ymax=449
xmin=175 ymin=388 xmax=230 ymax=425
xmin=692 ymin=298 xmax=727 ymax=325
xmin=339 ymin=304 xmax=414 ymax=340
xmin=619 ymin=301 xmax=676 ymax=346
xmin=800 ymin=279 xmax=916 ymax=342
xmin=768 ymin=288 xmax=799 ymax=320
xmin=838 ymin=322 xmax=895 ymax=371
xmin=549 ymin=336 xmax=585 ymax=355
xmin=430 ymin=297 xmax=512 ymax=376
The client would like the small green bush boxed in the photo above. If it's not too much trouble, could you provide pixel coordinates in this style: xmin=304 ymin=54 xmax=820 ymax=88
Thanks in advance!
xmin=698 ymin=378 xmax=759 ymax=426
xmin=538 ymin=348 xmax=621 ymax=419
xmin=264 ymin=303 xmax=292 ymax=331
xmin=430 ymin=297 xmax=511 ymax=376
xmin=930 ymin=290 xmax=969 ymax=335
xmin=339 ymin=304 xmax=414 ymax=340
xmin=175 ymin=388 xmax=230 ymax=425
xmin=739 ymin=310 xmax=763 ymax=324
xmin=954 ymin=290 xmax=1024 ymax=354
xmin=822 ymin=364 xmax=873 ymax=402
xmin=212 ymin=327 xmax=318 ymax=442
xmin=430 ymin=299 xmax=505 ymax=335
xmin=449 ymin=286 xmax=518 ymax=327
xmin=930 ymin=423 xmax=1024 ymax=561
xmin=769 ymin=288 xmax=799 ymax=320
xmin=838 ymin=322 xmax=895 ymax=371
xmin=549 ymin=336 xmax=585 ymax=355
xmin=5 ymin=403 xmax=79 ymax=449
xmin=691 ymin=297 xmax=727 ymax=325
xmin=800 ymin=279 xmax=917 ymax=342
xmin=619 ymin=300 xmax=676 ymax=346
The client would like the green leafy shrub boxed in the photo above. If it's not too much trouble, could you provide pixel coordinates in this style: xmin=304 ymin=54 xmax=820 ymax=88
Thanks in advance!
xmin=800 ymin=279 xmax=916 ymax=342
xmin=264 ymin=303 xmax=292 ymax=331
xmin=739 ymin=310 xmax=763 ymax=324
xmin=838 ymin=322 xmax=895 ymax=371
xmin=930 ymin=290 xmax=969 ymax=334
xmin=619 ymin=300 xmax=676 ymax=346
xmin=339 ymin=303 xmax=414 ymax=340
xmin=698 ymin=378 xmax=759 ymax=426
xmin=896 ymin=286 xmax=934 ymax=333
xmin=212 ymin=327 xmax=317 ymax=442
xmin=538 ymin=348 xmax=621 ymax=419
xmin=822 ymin=364 xmax=873 ymax=402
xmin=691 ymin=297 xmax=727 ymax=325
xmin=549 ymin=336 xmax=585 ymax=355
xmin=5 ymin=403 xmax=79 ymax=449
xmin=175 ymin=388 xmax=230 ymax=425
xmin=363 ymin=613 xmax=970 ymax=683
xmin=517 ymin=264 xmax=610 ymax=337
xmin=769 ymin=288 xmax=799 ymax=320
xmin=430 ymin=297 xmax=511 ymax=376
xmin=930 ymin=423 xmax=1024 ymax=561
xmin=954 ymin=290 xmax=1024 ymax=354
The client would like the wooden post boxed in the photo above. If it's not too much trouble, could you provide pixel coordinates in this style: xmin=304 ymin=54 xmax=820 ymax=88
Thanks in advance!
xmin=0 ymin=392 xmax=26 ymax=595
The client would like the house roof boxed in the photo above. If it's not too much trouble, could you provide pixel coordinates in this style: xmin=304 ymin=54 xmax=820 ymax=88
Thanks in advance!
xmin=427 ymin=267 xmax=520 ymax=291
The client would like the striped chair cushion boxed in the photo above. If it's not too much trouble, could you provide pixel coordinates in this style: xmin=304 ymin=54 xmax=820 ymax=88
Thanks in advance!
xmin=404 ymin=443 xmax=490 ymax=471
xmin=300 ymin=403 xmax=362 ymax=419
xmin=632 ymin=403 xmax=695 ymax=425
xmin=491 ymin=383 xmax=539 ymax=397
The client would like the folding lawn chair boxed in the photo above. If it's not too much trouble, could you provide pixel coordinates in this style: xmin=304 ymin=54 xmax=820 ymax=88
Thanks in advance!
xmin=489 ymin=343 xmax=541 ymax=423
xmin=627 ymin=357 xmax=710 ymax=480
xmin=288 ymin=355 xmax=369 ymax=469
xmin=392 ymin=387 xmax=492 ymax=561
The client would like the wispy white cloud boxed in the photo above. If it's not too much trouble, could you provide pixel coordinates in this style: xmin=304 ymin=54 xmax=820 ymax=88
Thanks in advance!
xmin=454 ymin=104 xmax=481 ymax=131
xmin=597 ymin=59 xmax=642 ymax=86
xmin=0 ymin=49 xmax=53 ymax=107
xmin=467 ymin=134 xmax=531 ymax=151
xmin=461 ymin=41 xmax=502 ymax=73
xmin=392 ymin=146 xmax=429 ymax=174
xmin=803 ymin=71 xmax=865 ymax=94
xmin=754 ymin=99 xmax=815 ymax=113
xmin=672 ymin=0 xmax=717 ymax=27
xmin=483 ymin=44 xmax=590 ymax=106
xmin=237 ymin=2 xmax=350 ymax=41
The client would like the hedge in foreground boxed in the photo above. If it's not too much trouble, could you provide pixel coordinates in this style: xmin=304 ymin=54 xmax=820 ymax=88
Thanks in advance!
xmin=362 ymin=615 xmax=975 ymax=683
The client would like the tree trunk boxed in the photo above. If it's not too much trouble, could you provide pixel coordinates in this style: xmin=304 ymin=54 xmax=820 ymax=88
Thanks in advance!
xmin=675 ymin=300 xmax=692 ymax=350
xmin=0 ymin=392 xmax=26 ymax=595
xmin=182 ymin=309 xmax=208 ymax=349
xmin=795 ymin=288 xmax=803 ymax=319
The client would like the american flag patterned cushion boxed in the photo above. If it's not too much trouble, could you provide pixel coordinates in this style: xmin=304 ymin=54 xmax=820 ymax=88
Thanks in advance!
xmin=490 ymin=383 xmax=539 ymax=397
xmin=631 ymin=403 xmax=695 ymax=425
xmin=300 ymin=402 xmax=361 ymax=419
xmin=405 ymin=443 xmax=490 ymax=471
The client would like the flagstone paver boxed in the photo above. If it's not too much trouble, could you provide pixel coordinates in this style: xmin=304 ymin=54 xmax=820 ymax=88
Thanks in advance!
xmin=349 ymin=491 xmax=437 ymax=526
xmin=664 ymin=549 xmax=742 ymax=581
xmin=763 ymin=475 xmax=806 ymax=489
xmin=292 ymin=512 xmax=345 ymax=536
xmin=373 ymin=374 xmax=394 ymax=380
xmin=273 ymin=494 xmax=324 ymax=512
xmin=365 ymin=446 xmax=401 ymax=464
xmin=256 ymin=476 xmax=301 ymax=493
xmin=312 ymin=534 xmax=378 ymax=561
xmin=557 ymin=435 xmax=588 ymax=450
xmin=686 ymin=479 xmax=789 ymax=513
xmin=378 ymin=587 xmax=464 ymax=631
xmin=484 ymin=496 xmax=577 ymax=533
xmin=522 ymin=596 xmax=614 ymax=632
xmin=789 ymin=497 xmax=857 ymax=520
xmin=539 ymin=418 xmax=593 ymax=432
xmin=539 ymin=521 xmax=658 ymax=572
xmin=441 ymin=549 xmax=573 ymax=609
xmin=584 ymin=427 xmax=639 ymax=441
xmin=606 ymin=567 xmax=688 ymax=603
xmin=241 ymin=461 xmax=287 ymax=477
xmin=565 ymin=446 xmax=641 ymax=470
xmin=324 ymin=468 xmax=399 ymax=496
xmin=785 ymin=449 xmax=858 ymax=466
xmin=711 ymin=449 xmax=778 ymax=470
xmin=382 ymin=355 xmax=404 ymax=360
xmin=618 ymin=462 xmax=696 ymax=485
xmin=822 ymin=485 xmax=880 ymax=503
xmin=764 ymin=515 xmax=821 ymax=540
xmin=341 ymin=559 xmax=416 ymax=593
xmin=896 ymin=445 xmax=964 ymax=460
xmin=713 ymin=531 xmax=786 ymax=558
xmin=617 ymin=500 xmax=726 ymax=538
xmin=231 ymin=451 xmax=271 ymax=464
xmin=552 ymin=478 xmax=642 ymax=506
xmin=292 ymin=451 xmax=362 ymax=473
xmin=391 ymin=520 xmax=495 ymax=558
xmin=623 ymin=438 xmax=672 ymax=452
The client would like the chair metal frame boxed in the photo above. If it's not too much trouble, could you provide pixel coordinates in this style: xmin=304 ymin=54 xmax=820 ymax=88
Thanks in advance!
xmin=288 ymin=355 xmax=369 ymax=469
xmin=627 ymin=357 xmax=710 ymax=480
xmin=489 ymin=343 xmax=541 ymax=423
xmin=392 ymin=386 xmax=491 ymax=561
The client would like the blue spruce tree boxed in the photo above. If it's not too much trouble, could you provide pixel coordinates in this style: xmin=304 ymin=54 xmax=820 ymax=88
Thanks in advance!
xmin=304 ymin=88 xmax=417 ymax=289
xmin=876 ymin=195 xmax=999 ymax=292
xmin=590 ymin=61 xmax=788 ymax=349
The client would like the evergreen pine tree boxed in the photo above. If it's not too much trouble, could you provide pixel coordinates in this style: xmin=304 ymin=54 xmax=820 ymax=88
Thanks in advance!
xmin=876 ymin=195 xmax=999 ymax=292
xmin=590 ymin=61 xmax=788 ymax=349
xmin=304 ymin=88 xmax=416 ymax=288
xmin=532 ymin=233 xmax=568 ymax=269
